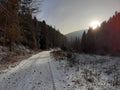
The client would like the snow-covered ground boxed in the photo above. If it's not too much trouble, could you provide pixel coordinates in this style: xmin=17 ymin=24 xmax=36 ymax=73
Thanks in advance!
xmin=0 ymin=46 xmax=14 ymax=61
xmin=0 ymin=51 xmax=54 ymax=90
xmin=50 ymin=52 xmax=120 ymax=90
xmin=0 ymin=50 xmax=120 ymax=90
xmin=0 ymin=45 xmax=32 ymax=62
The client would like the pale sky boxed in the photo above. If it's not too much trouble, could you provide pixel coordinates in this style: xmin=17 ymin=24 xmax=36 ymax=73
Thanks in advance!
xmin=36 ymin=0 xmax=120 ymax=34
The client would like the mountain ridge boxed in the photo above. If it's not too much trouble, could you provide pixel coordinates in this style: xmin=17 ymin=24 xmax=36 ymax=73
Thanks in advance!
xmin=65 ymin=29 xmax=88 ymax=40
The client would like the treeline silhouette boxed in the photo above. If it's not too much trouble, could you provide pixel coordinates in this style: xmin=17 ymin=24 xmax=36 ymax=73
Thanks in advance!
xmin=0 ymin=0 xmax=67 ymax=51
xmin=1 ymin=0 xmax=120 ymax=56
xmin=71 ymin=12 xmax=120 ymax=55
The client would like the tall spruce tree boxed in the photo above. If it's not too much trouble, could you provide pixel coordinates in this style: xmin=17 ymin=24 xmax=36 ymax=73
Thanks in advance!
xmin=81 ymin=31 xmax=87 ymax=53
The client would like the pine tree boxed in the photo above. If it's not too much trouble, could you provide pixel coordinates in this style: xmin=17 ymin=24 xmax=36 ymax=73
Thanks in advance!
xmin=81 ymin=31 xmax=87 ymax=53
xmin=85 ymin=27 xmax=95 ymax=53
xmin=40 ymin=20 xmax=47 ymax=49
xmin=1 ymin=0 xmax=21 ymax=51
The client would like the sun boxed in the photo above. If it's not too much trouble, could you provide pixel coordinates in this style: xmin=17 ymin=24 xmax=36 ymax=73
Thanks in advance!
xmin=90 ymin=20 xmax=101 ymax=29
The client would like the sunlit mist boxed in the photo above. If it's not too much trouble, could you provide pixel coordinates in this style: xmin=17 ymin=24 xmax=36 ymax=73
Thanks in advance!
xmin=90 ymin=20 xmax=101 ymax=29
xmin=36 ymin=0 xmax=120 ymax=34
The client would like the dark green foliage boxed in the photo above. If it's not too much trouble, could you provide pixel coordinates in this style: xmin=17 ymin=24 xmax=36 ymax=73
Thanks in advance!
xmin=39 ymin=20 xmax=47 ymax=49
xmin=80 ymin=12 xmax=120 ymax=55
xmin=61 ymin=44 xmax=67 ymax=51
xmin=0 ymin=0 xmax=67 ymax=51
xmin=70 ymin=12 xmax=120 ymax=55
xmin=18 ymin=12 xmax=67 ymax=50
xmin=66 ymin=52 xmax=76 ymax=67
xmin=81 ymin=31 xmax=87 ymax=53
xmin=85 ymin=27 xmax=96 ymax=53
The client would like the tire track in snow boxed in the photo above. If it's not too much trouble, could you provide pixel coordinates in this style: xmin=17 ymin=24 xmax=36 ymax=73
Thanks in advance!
xmin=0 ymin=51 xmax=54 ymax=90
xmin=48 ymin=55 xmax=56 ymax=90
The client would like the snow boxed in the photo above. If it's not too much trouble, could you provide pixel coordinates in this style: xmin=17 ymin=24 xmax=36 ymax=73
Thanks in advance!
xmin=0 ymin=51 xmax=54 ymax=90
xmin=50 ymin=53 xmax=120 ymax=90
xmin=0 ymin=50 xmax=120 ymax=90
xmin=0 ymin=46 xmax=14 ymax=61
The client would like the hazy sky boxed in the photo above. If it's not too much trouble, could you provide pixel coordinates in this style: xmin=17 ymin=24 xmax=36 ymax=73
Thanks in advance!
xmin=36 ymin=0 xmax=120 ymax=34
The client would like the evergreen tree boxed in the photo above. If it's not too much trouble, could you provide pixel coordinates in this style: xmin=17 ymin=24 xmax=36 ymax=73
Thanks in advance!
xmin=85 ymin=27 xmax=95 ymax=53
xmin=1 ymin=0 xmax=21 ymax=51
xmin=40 ymin=20 xmax=47 ymax=49
xmin=81 ymin=31 xmax=87 ymax=53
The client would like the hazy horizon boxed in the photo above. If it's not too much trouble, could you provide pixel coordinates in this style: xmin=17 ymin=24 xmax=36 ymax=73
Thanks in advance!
xmin=36 ymin=0 xmax=120 ymax=34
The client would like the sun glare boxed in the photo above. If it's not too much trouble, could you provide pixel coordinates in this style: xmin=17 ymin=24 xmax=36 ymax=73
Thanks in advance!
xmin=90 ymin=20 xmax=101 ymax=29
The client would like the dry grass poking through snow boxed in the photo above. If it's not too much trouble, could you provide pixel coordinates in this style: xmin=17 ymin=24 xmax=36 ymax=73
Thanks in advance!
xmin=0 ymin=51 xmax=41 ymax=70
xmin=51 ymin=50 xmax=63 ymax=60
xmin=51 ymin=50 xmax=120 ymax=90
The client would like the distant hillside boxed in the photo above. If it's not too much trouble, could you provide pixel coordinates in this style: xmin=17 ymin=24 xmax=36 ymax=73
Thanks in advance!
xmin=66 ymin=29 xmax=88 ymax=40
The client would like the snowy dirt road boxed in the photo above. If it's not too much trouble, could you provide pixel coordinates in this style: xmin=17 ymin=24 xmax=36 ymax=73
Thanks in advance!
xmin=1 ymin=51 xmax=120 ymax=90
xmin=0 ymin=51 xmax=56 ymax=90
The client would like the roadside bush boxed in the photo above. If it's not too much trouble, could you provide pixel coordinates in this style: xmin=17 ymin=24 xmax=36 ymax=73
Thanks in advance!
xmin=66 ymin=52 xmax=76 ymax=67
xmin=51 ymin=50 xmax=77 ymax=67
xmin=51 ymin=50 xmax=63 ymax=60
